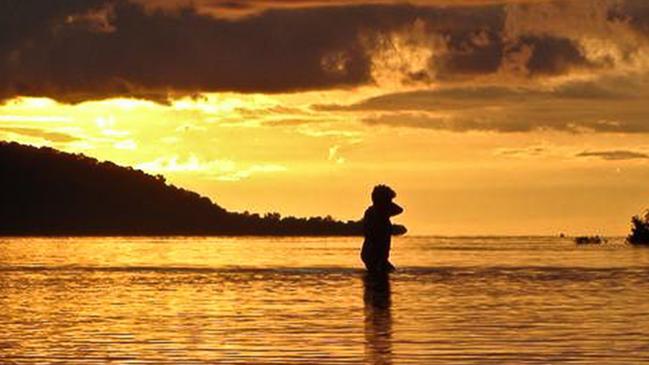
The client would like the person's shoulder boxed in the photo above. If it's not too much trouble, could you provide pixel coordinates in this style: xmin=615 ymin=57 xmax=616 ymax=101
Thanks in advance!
xmin=364 ymin=206 xmax=375 ymax=218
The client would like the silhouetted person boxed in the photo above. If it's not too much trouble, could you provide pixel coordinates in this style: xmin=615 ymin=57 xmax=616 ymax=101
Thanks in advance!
xmin=363 ymin=272 xmax=392 ymax=364
xmin=361 ymin=185 xmax=405 ymax=273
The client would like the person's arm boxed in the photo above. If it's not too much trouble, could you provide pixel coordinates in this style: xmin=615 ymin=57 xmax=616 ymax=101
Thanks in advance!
xmin=391 ymin=224 xmax=407 ymax=236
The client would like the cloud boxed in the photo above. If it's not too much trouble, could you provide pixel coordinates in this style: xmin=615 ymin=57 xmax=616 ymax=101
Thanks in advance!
xmin=510 ymin=35 xmax=606 ymax=76
xmin=576 ymin=150 xmax=649 ymax=160
xmin=0 ymin=127 xmax=79 ymax=143
xmin=328 ymin=144 xmax=346 ymax=164
xmin=133 ymin=0 xmax=551 ymax=19
xmin=361 ymin=107 xmax=649 ymax=134
xmin=1 ymin=0 xmax=377 ymax=102
xmin=320 ymin=75 xmax=649 ymax=133
xmin=262 ymin=118 xmax=327 ymax=127
xmin=1 ymin=0 xmax=643 ymax=103
xmin=318 ymin=75 xmax=644 ymax=111
xmin=113 ymin=139 xmax=137 ymax=150
xmin=135 ymin=155 xmax=287 ymax=181
xmin=496 ymin=145 xmax=547 ymax=157
xmin=608 ymin=1 xmax=649 ymax=35
xmin=362 ymin=112 xmax=541 ymax=132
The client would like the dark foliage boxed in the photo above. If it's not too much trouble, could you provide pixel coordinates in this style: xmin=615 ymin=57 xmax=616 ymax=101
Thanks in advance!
xmin=627 ymin=214 xmax=649 ymax=246
xmin=574 ymin=236 xmax=604 ymax=245
xmin=0 ymin=141 xmax=362 ymax=236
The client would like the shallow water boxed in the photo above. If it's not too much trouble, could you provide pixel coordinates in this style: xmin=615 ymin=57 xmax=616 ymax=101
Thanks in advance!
xmin=1 ymin=236 xmax=649 ymax=364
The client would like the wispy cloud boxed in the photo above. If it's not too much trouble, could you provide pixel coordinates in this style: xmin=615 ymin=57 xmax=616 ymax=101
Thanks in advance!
xmin=576 ymin=150 xmax=649 ymax=160
xmin=136 ymin=155 xmax=287 ymax=181
xmin=0 ymin=127 xmax=79 ymax=143
xmin=318 ymin=75 xmax=649 ymax=133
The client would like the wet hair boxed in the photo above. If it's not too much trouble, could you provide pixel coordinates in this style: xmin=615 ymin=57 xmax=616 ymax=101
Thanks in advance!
xmin=371 ymin=184 xmax=396 ymax=205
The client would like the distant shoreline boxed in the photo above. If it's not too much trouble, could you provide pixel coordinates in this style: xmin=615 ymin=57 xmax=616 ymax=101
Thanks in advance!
xmin=0 ymin=234 xmax=628 ymax=239
xmin=0 ymin=232 xmax=364 ymax=238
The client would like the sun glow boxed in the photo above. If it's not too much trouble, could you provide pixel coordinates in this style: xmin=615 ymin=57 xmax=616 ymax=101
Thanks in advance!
xmin=2 ymin=88 xmax=649 ymax=235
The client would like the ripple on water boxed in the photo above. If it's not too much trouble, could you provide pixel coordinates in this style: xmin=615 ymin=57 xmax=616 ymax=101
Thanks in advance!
xmin=1 ymin=236 xmax=649 ymax=364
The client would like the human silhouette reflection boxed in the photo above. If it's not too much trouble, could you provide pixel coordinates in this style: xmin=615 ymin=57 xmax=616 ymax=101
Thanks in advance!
xmin=361 ymin=185 xmax=406 ymax=273
xmin=363 ymin=272 xmax=393 ymax=365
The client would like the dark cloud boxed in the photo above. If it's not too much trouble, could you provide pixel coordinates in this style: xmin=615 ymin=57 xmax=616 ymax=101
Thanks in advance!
xmin=419 ymin=8 xmax=505 ymax=79
xmin=362 ymin=112 xmax=541 ymax=132
xmin=0 ymin=0 xmax=624 ymax=103
xmin=329 ymin=77 xmax=649 ymax=133
xmin=608 ymin=0 xmax=649 ymax=34
xmin=2 ymin=0 xmax=378 ymax=103
xmin=0 ymin=1 xmax=506 ymax=103
xmin=133 ymin=0 xmax=547 ymax=19
xmin=316 ymin=78 xmax=642 ymax=112
xmin=497 ymin=146 xmax=546 ymax=156
xmin=576 ymin=150 xmax=649 ymax=160
xmin=0 ymin=127 xmax=79 ymax=143
xmin=510 ymin=35 xmax=604 ymax=76
xmin=361 ymin=108 xmax=649 ymax=134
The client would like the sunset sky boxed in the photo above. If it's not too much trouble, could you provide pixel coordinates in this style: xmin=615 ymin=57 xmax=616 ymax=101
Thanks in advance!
xmin=2 ymin=0 xmax=649 ymax=235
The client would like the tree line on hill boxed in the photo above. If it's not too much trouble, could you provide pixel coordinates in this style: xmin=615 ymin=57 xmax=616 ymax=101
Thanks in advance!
xmin=0 ymin=141 xmax=362 ymax=236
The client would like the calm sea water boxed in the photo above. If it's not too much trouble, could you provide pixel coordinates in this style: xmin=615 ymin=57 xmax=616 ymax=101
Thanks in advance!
xmin=1 ymin=236 xmax=649 ymax=364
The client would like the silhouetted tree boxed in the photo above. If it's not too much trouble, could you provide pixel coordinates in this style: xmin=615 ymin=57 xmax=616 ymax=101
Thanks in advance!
xmin=627 ymin=211 xmax=649 ymax=246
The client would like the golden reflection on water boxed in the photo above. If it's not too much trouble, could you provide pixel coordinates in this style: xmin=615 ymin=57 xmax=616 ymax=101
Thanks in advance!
xmin=363 ymin=273 xmax=392 ymax=365
xmin=1 ymin=236 xmax=649 ymax=364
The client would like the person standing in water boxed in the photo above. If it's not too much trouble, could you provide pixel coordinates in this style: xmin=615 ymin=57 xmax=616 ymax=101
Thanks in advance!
xmin=361 ymin=185 xmax=406 ymax=273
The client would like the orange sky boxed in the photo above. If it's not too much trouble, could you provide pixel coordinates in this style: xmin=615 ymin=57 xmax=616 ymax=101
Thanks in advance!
xmin=2 ymin=0 xmax=649 ymax=235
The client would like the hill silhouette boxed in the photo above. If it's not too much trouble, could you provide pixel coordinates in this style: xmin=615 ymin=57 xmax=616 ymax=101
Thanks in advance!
xmin=0 ymin=141 xmax=362 ymax=236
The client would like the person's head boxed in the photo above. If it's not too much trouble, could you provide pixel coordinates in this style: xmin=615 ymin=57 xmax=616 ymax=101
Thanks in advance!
xmin=371 ymin=184 xmax=396 ymax=206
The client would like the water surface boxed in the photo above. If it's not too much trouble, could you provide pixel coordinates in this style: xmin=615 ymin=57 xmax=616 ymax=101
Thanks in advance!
xmin=1 ymin=236 xmax=648 ymax=364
